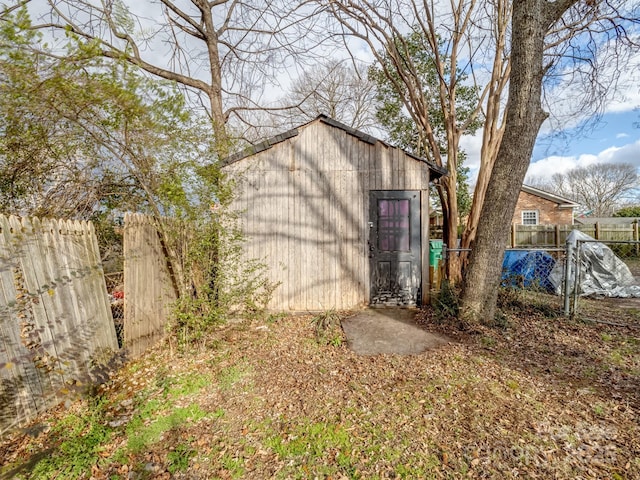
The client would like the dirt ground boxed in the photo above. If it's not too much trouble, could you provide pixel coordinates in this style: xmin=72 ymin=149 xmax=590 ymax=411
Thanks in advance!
xmin=342 ymin=308 xmax=450 ymax=355
xmin=1 ymin=298 xmax=640 ymax=479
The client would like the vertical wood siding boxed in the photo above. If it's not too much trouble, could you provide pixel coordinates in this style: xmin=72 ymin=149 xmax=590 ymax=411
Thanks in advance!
xmin=123 ymin=213 xmax=177 ymax=358
xmin=225 ymin=120 xmax=431 ymax=311
xmin=0 ymin=215 xmax=117 ymax=433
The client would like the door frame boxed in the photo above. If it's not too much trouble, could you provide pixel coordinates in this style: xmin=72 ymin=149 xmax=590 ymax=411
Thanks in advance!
xmin=368 ymin=190 xmax=423 ymax=306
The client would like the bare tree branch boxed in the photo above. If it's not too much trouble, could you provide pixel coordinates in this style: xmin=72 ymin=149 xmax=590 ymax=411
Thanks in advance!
xmin=29 ymin=0 xmax=328 ymax=155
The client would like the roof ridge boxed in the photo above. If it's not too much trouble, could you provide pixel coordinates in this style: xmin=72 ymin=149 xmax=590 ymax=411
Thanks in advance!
xmin=221 ymin=115 xmax=447 ymax=178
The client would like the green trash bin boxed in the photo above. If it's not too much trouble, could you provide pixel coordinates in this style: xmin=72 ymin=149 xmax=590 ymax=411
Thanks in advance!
xmin=429 ymin=240 xmax=444 ymax=292
xmin=429 ymin=240 xmax=444 ymax=267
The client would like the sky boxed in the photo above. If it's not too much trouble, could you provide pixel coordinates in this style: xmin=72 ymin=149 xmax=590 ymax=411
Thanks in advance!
xmin=26 ymin=0 xmax=640 ymax=188
xmin=336 ymin=5 xmax=640 ymax=188
xmin=528 ymin=110 xmax=640 ymax=181
xmin=459 ymin=108 xmax=640 ymax=185
xmin=461 ymin=41 xmax=640 ymax=186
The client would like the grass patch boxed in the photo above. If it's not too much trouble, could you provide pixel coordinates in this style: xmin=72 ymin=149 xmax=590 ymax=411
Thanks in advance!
xmin=311 ymin=310 xmax=345 ymax=346
xmin=167 ymin=441 xmax=196 ymax=474
xmin=10 ymin=397 xmax=113 ymax=480
xmin=219 ymin=453 xmax=245 ymax=479
xmin=218 ymin=362 xmax=253 ymax=391
xmin=152 ymin=368 xmax=212 ymax=399
xmin=125 ymin=404 xmax=208 ymax=455
xmin=167 ymin=372 xmax=212 ymax=398
xmin=266 ymin=420 xmax=356 ymax=478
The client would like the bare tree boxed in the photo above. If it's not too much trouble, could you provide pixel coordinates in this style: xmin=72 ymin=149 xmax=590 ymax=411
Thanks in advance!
xmin=324 ymin=0 xmax=511 ymax=282
xmin=284 ymin=58 xmax=378 ymax=132
xmin=243 ymin=57 xmax=378 ymax=140
xmin=32 ymin=0 xmax=325 ymax=154
xmin=323 ymin=0 xmax=639 ymax=283
xmin=528 ymin=163 xmax=639 ymax=216
xmin=460 ymin=0 xmax=640 ymax=324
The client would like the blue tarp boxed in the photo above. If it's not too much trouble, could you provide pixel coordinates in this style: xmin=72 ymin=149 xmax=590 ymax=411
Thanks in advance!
xmin=502 ymin=250 xmax=556 ymax=292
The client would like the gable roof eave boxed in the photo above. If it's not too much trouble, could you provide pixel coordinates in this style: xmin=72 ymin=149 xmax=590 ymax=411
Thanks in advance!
xmin=220 ymin=114 xmax=447 ymax=180
xmin=221 ymin=127 xmax=300 ymax=166
xmin=521 ymin=184 xmax=579 ymax=208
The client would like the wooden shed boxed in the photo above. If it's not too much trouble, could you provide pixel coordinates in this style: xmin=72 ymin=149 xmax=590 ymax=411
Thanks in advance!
xmin=222 ymin=115 xmax=446 ymax=311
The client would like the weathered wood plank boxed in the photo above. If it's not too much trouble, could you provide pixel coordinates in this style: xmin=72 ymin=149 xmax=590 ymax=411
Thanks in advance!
xmin=392 ymin=146 xmax=400 ymax=189
xmin=291 ymin=156 xmax=302 ymax=309
xmin=363 ymin=142 xmax=374 ymax=303
xmin=0 ymin=215 xmax=42 ymax=429
xmin=222 ymin=119 xmax=439 ymax=310
xmin=0 ymin=214 xmax=117 ymax=433
xmin=341 ymin=140 xmax=351 ymax=308
xmin=9 ymin=216 xmax=55 ymax=398
xmin=355 ymin=141 xmax=364 ymax=307
xmin=322 ymin=141 xmax=333 ymax=309
xmin=123 ymin=213 xmax=176 ymax=358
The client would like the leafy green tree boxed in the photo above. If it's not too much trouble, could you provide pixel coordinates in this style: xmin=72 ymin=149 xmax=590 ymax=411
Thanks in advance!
xmin=614 ymin=206 xmax=640 ymax=217
xmin=428 ymin=156 xmax=472 ymax=232
xmin=455 ymin=154 xmax=472 ymax=225
xmin=1 ymin=9 xmax=163 ymax=219
xmin=0 ymin=8 xmax=274 ymax=336
xmin=369 ymin=31 xmax=478 ymax=225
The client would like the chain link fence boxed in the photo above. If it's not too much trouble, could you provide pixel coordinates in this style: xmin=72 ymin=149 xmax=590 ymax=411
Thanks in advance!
xmin=441 ymin=246 xmax=567 ymax=315
xmin=566 ymin=238 xmax=640 ymax=326
xmin=440 ymin=238 xmax=640 ymax=326
xmin=443 ymin=247 xmax=565 ymax=292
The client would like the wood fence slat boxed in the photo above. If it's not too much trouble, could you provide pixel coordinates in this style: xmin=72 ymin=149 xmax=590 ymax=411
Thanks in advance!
xmin=0 ymin=215 xmax=42 ymax=429
xmin=8 ymin=215 xmax=52 ymax=409
xmin=123 ymin=213 xmax=177 ymax=359
xmin=0 ymin=214 xmax=117 ymax=433
xmin=512 ymin=223 xmax=639 ymax=247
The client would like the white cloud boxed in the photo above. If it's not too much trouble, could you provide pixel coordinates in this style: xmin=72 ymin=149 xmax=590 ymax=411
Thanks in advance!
xmin=540 ymin=40 xmax=640 ymax=136
xmin=604 ymin=55 xmax=640 ymax=114
xmin=460 ymin=133 xmax=483 ymax=170
xmin=526 ymin=139 xmax=640 ymax=182
xmin=617 ymin=133 xmax=630 ymax=139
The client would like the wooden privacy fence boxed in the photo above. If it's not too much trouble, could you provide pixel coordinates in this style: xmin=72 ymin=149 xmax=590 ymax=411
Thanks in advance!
xmin=123 ymin=213 xmax=178 ymax=359
xmin=0 ymin=215 xmax=118 ymax=433
xmin=511 ymin=223 xmax=639 ymax=247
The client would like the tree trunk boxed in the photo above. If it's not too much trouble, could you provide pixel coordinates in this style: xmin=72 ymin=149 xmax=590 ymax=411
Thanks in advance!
xmin=460 ymin=0 xmax=510 ymax=257
xmin=199 ymin=3 xmax=229 ymax=157
xmin=442 ymin=172 xmax=461 ymax=284
xmin=459 ymin=0 xmax=551 ymax=324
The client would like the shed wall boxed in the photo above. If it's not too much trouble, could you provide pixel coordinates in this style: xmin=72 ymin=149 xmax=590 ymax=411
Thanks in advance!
xmin=225 ymin=121 xmax=431 ymax=310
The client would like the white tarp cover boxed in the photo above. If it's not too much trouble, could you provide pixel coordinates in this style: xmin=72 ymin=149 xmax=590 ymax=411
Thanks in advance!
xmin=549 ymin=230 xmax=640 ymax=298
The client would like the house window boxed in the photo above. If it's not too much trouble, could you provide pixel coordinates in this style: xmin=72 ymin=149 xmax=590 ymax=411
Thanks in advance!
xmin=522 ymin=210 xmax=539 ymax=225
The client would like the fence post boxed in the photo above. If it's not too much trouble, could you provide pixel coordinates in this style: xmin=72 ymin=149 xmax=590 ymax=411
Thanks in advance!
xmin=635 ymin=221 xmax=639 ymax=256
xmin=572 ymin=241 xmax=583 ymax=318
xmin=511 ymin=224 xmax=516 ymax=248
xmin=563 ymin=238 xmax=573 ymax=316
xmin=595 ymin=222 xmax=600 ymax=240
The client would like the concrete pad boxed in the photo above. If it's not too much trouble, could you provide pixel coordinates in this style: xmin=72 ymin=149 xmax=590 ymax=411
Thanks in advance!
xmin=341 ymin=308 xmax=450 ymax=355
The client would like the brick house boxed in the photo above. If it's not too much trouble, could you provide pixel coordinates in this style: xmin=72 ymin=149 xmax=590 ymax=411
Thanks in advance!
xmin=513 ymin=185 xmax=578 ymax=225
